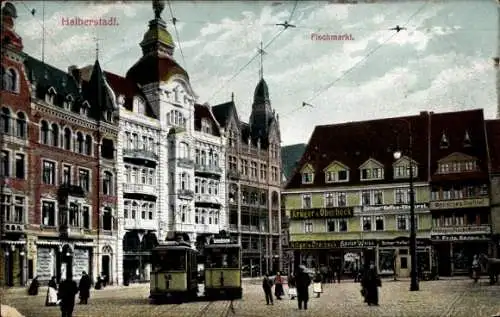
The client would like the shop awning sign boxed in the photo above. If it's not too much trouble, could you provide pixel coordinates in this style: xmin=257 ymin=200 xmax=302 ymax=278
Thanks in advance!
xmin=290 ymin=239 xmax=376 ymax=250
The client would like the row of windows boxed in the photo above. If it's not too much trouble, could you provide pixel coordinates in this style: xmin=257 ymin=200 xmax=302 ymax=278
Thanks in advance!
xmin=303 ymin=165 xmax=417 ymax=184
xmin=1 ymin=107 xmax=27 ymax=138
xmin=0 ymin=194 xmax=25 ymax=224
xmin=431 ymin=185 xmax=488 ymax=200
xmin=194 ymin=208 xmax=219 ymax=225
xmin=194 ymin=178 xmax=220 ymax=196
xmin=0 ymin=151 xmax=26 ymax=179
xmin=123 ymin=200 xmax=155 ymax=220
xmin=302 ymin=215 xmax=419 ymax=233
xmin=432 ymin=213 xmax=489 ymax=227
xmin=41 ymin=200 xmax=113 ymax=230
xmin=437 ymin=160 xmax=478 ymax=174
xmin=229 ymin=156 xmax=279 ymax=182
xmin=40 ymin=120 xmax=93 ymax=156
xmin=124 ymin=165 xmax=156 ymax=186
xmin=123 ymin=132 xmax=157 ymax=154
xmin=195 ymin=148 xmax=220 ymax=167
xmin=167 ymin=110 xmax=187 ymax=128
xmin=302 ymin=188 xmax=414 ymax=208
xmin=200 ymin=119 xmax=213 ymax=134
xmin=42 ymin=159 xmax=91 ymax=191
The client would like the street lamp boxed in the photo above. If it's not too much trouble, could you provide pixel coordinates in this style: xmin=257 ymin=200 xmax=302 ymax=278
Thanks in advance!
xmin=393 ymin=120 xmax=419 ymax=292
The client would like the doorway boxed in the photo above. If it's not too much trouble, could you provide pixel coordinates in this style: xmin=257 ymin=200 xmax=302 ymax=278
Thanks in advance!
xmin=399 ymin=255 xmax=410 ymax=278
xmin=102 ymin=255 xmax=110 ymax=285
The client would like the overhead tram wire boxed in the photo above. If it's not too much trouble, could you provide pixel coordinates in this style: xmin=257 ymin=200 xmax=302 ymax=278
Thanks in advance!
xmin=167 ymin=0 xmax=188 ymax=70
xmin=206 ymin=0 xmax=300 ymax=103
xmin=20 ymin=1 xmax=74 ymax=67
xmin=280 ymin=1 xmax=430 ymax=119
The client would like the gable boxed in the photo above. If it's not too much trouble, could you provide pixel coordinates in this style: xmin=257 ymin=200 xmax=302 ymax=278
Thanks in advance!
xmin=323 ymin=160 xmax=349 ymax=172
xmin=392 ymin=156 xmax=418 ymax=167
xmin=359 ymin=158 xmax=384 ymax=169
xmin=438 ymin=152 xmax=477 ymax=163
xmin=300 ymin=163 xmax=314 ymax=173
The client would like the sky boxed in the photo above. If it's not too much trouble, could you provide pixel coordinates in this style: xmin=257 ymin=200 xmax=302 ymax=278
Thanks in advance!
xmin=12 ymin=0 xmax=500 ymax=146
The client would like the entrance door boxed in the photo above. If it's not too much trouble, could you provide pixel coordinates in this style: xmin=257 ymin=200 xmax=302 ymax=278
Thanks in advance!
xmin=399 ymin=255 xmax=410 ymax=278
xmin=102 ymin=255 xmax=110 ymax=284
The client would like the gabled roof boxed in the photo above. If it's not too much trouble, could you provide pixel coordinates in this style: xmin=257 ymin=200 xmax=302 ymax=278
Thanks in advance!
xmin=430 ymin=109 xmax=489 ymax=182
xmin=486 ymin=119 xmax=500 ymax=174
xmin=285 ymin=112 xmax=430 ymax=189
xmin=212 ymin=101 xmax=238 ymax=128
xmin=281 ymin=144 xmax=307 ymax=180
xmin=437 ymin=152 xmax=477 ymax=163
xmin=194 ymin=103 xmax=221 ymax=137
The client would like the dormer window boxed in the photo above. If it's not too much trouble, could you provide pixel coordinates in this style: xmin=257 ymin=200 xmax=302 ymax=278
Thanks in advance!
xmin=463 ymin=130 xmax=471 ymax=147
xmin=440 ymin=132 xmax=449 ymax=149
xmin=324 ymin=161 xmax=349 ymax=183
xmin=436 ymin=152 xmax=479 ymax=174
xmin=173 ymin=86 xmax=180 ymax=103
xmin=45 ymin=87 xmax=56 ymax=104
xmin=393 ymin=156 xmax=418 ymax=179
xmin=80 ymin=101 xmax=90 ymax=116
xmin=133 ymin=96 xmax=145 ymax=114
xmin=201 ymin=119 xmax=212 ymax=134
xmin=302 ymin=172 xmax=314 ymax=184
xmin=359 ymin=158 xmax=384 ymax=181
xmin=106 ymin=111 xmax=113 ymax=122
xmin=64 ymin=95 xmax=74 ymax=111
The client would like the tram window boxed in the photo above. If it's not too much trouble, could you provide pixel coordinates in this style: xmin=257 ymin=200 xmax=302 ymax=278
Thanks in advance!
xmin=206 ymin=248 xmax=239 ymax=268
xmin=153 ymin=250 xmax=186 ymax=271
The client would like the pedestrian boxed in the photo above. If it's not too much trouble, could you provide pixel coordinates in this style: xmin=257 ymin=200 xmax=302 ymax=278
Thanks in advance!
xmin=472 ymin=254 xmax=480 ymax=283
xmin=288 ymin=273 xmax=297 ymax=300
xmin=274 ymin=272 xmax=284 ymax=300
xmin=262 ymin=273 xmax=274 ymax=305
xmin=336 ymin=264 xmax=342 ymax=283
xmin=313 ymin=271 xmax=323 ymax=298
xmin=58 ymin=277 xmax=79 ymax=317
xmin=296 ymin=266 xmax=311 ymax=310
xmin=46 ymin=276 xmax=59 ymax=306
xmin=27 ymin=276 xmax=39 ymax=296
xmin=78 ymin=271 xmax=91 ymax=304
xmin=361 ymin=262 xmax=381 ymax=306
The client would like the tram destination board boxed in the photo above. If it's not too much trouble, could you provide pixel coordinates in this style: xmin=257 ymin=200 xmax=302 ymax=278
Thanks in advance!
xmin=290 ymin=207 xmax=354 ymax=220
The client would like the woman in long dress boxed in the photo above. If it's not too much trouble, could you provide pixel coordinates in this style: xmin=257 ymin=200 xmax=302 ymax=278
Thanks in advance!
xmin=45 ymin=276 xmax=58 ymax=306
xmin=313 ymin=271 xmax=323 ymax=298
xmin=274 ymin=272 xmax=284 ymax=300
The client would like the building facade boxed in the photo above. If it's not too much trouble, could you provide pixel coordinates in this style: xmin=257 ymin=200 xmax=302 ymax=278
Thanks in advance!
xmin=487 ymin=119 xmax=500 ymax=258
xmin=283 ymin=112 xmax=433 ymax=277
xmin=1 ymin=2 xmax=120 ymax=286
xmin=429 ymin=110 xmax=493 ymax=276
xmin=213 ymin=82 xmax=282 ymax=276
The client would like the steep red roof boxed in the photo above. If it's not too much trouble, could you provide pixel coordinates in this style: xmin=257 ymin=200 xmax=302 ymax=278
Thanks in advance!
xmin=429 ymin=109 xmax=489 ymax=182
xmin=126 ymin=54 xmax=188 ymax=86
xmin=194 ymin=103 xmax=221 ymax=137
xmin=486 ymin=119 xmax=500 ymax=174
xmin=285 ymin=112 xmax=430 ymax=189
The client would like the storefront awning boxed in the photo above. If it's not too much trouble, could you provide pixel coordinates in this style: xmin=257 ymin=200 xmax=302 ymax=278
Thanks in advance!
xmin=75 ymin=242 xmax=95 ymax=247
xmin=36 ymin=241 xmax=63 ymax=246
xmin=0 ymin=240 xmax=26 ymax=245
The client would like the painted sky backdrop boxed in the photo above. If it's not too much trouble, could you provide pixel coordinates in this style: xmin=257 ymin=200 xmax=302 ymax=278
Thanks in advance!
xmin=13 ymin=0 xmax=499 ymax=145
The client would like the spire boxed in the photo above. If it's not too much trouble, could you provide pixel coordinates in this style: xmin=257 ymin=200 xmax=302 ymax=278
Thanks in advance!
xmin=94 ymin=36 xmax=102 ymax=61
xmin=140 ymin=0 xmax=175 ymax=56
xmin=231 ymin=92 xmax=234 ymax=102
xmin=258 ymin=41 xmax=266 ymax=80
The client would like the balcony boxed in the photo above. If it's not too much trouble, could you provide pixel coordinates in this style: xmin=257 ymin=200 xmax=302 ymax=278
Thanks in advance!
xmin=2 ymin=223 xmax=26 ymax=233
xmin=124 ymin=218 xmax=157 ymax=231
xmin=123 ymin=149 xmax=158 ymax=164
xmin=429 ymin=197 xmax=490 ymax=210
xmin=178 ymin=158 xmax=195 ymax=169
xmin=173 ymin=222 xmax=195 ymax=232
xmin=195 ymin=164 xmax=223 ymax=176
xmin=195 ymin=194 xmax=222 ymax=206
xmin=177 ymin=189 xmax=194 ymax=200
xmin=227 ymin=170 xmax=240 ymax=180
xmin=123 ymin=183 xmax=157 ymax=197
xmin=431 ymin=224 xmax=491 ymax=235
xmin=194 ymin=224 xmax=220 ymax=234
xmin=58 ymin=184 xmax=86 ymax=198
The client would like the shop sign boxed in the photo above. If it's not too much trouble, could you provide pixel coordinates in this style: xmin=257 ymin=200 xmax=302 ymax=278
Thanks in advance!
xmin=289 ymin=239 xmax=376 ymax=250
xmin=290 ymin=207 xmax=354 ymax=220
xmin=429 ymin=198 xmax=489 ymax=210
xmin=378 ymin=239 xmax=428 ymax=247
xmin=363 ymin=203 xmax=428 ymax=212
xmin=431 ymin=234 xmax=490 ymax=241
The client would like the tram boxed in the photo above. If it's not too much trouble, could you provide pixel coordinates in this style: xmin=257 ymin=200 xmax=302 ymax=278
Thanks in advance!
xmin=204 ymin=237 xmax=242 ymax=299
xmin=149 ymin=241 xmax=198 ymax=304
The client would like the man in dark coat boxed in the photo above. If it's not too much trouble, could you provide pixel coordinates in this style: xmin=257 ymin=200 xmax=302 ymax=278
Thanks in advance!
xmin=78 ymin=271 xmax=91 ymax=304
xmin=262 ymin=274 xmax=273 ymax=305
xmin=295 ymin=266 xmax=311 ymax=310
xmin=361 ymin=262 xmax=381 ymax=306
xmin=58 ymin=277 xmax=79 ymax=317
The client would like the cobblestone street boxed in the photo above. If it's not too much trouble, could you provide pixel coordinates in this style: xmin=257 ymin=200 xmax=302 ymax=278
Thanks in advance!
xmin=2 ymin=279 xmax=500 ymax=317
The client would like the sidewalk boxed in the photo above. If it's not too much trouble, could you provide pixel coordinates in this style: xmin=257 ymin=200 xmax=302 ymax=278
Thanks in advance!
xmin=0 ymin=305 xmax=25 ymax=317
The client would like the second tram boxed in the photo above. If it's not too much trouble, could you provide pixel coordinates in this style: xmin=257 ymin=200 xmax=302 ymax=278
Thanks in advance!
xmin=204 ymin=238 xmax=242 ymax=299
xmin=149 ymin=241 xmax=198 ymax=304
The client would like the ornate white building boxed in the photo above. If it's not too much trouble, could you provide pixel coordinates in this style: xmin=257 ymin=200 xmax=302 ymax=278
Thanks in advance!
xmin=101 ymin=1 xmax=227 ymax=284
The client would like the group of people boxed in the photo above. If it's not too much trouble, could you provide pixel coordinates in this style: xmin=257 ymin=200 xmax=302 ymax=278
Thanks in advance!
xmin=27 ymin=271 xmax=93 ymax=317
xmin=262 ymin=262 xmax=382 ymax=309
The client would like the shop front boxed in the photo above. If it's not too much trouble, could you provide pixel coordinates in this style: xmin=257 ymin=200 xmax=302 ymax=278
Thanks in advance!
xmin=0 ymin=241 xmax=27 ymax=287
xmin=378 ymin=238 xmax=432 ymax=278
xmin=432 ymin=234 xmax=492 ymax=276
xmin=290 ymin=239 xmax=377 ymax=277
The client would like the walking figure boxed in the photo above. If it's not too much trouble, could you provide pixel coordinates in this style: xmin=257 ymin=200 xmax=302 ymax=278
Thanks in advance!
xmin=78 ymin=271 xmax=91 ymax=304
xmin=46 ymin=276 xmax=59 ymax=306
xmin=361 ymin=262 xmax=381 ymax=306
xmin=27 ymin=276 xmax=39 ymax=296
xmin=274 ymin=272 xmax=284 ymax=300
xmin=58 ymin=277 xmax=79 ymax=317
xmin=288 ymin=273 xmax=297 ymax=300
xmin=296 ymin=266 xmax=311 ymax=310
xmin=262 ymin=274 xmax=274 ymax=305
xmin=313 ymin=271 xmax=323 ymax=298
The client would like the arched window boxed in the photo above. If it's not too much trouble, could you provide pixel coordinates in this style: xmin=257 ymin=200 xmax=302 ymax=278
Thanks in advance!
xmin=213 ymin=153 xmax=219 ymax=167
xmin=16 ymin=112 xmax=26 ymax=139
xmin=51 ymin=123 xmax=59 ymax=147
xmin=63 ymin=128 xmax=72 ymax=150
xmin=141 ymin=168 xmax=147 ymax=184
xmin=181 ymin=172 xmax=187 ymax=190
xmin=85 ymin=135 xmax=92 ymax=155
xmin=131 ymin=167 xmax=138 ymax=183
xmin=148 ymin=203 xmax=154 ymax=220
xmin=125 ymin=166 xmax=131 ymax=183
xmin=200 ymin=150 xmax=206 ymax=165
xmin=131 ymin=202 xmax=138 ymax=219
xmin=1 ymin=107 xmax=10 ymax=134
xmin=0 ymin=66 xmax=6 ymax=90
xmin=124 ymin=201 xmax=130 ymax=218
xmin=179 ymin=142 xmax=189 ymax=159
xmin=76 ymin=132 xmax=84 ymax=153
xmin=201 ymin=180 xmax=206 ymax=194
xmin=141 ymin=203 xmax=148 ymax=219
xmin=103 ymin=171 xmax=113 ymax=195
xmin=40 ymin=120 xmax=49 ymax=144
xmin=7 ymin=69 xmax=16 ymax=92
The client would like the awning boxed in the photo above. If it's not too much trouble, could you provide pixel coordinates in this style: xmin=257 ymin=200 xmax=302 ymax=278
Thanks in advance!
xmin=75 ymin=242 xmax=95 ymax=247
xmin=0 ymin=240 xmax=26 ymax=245
xmin=36 ymin=241 xmax=62 ymax=246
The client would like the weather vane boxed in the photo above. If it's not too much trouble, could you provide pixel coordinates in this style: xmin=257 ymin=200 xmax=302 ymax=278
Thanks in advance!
xmin=153 ymin=0 xmax=165 ymax=19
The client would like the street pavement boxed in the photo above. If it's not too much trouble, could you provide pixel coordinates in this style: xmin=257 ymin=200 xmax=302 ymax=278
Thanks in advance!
xmin=2 ymin=278 xmax=500 ymax=317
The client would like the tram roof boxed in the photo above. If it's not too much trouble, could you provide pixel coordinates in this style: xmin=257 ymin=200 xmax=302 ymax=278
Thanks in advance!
xmin=205 ymin=243 xmax=241 ymax=249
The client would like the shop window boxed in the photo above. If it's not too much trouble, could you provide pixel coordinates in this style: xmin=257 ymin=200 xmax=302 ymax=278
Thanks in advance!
xmin=400 ymin=257 xmax=408 ymax=269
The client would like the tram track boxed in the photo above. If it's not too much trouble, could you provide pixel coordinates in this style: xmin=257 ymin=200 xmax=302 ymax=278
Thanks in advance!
xmin=196 ymin=299 xmax=236 ymax=317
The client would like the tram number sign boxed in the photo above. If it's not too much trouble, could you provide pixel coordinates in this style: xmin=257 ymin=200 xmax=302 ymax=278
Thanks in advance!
xmin=165 ymin=274 xmax=172 ymax=289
